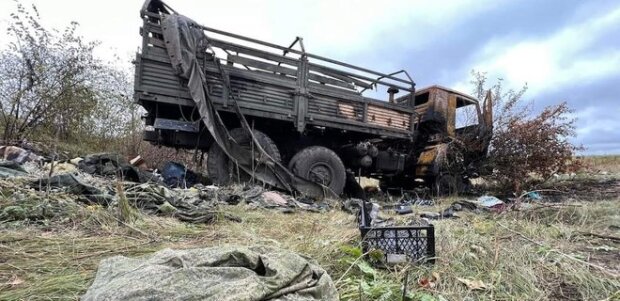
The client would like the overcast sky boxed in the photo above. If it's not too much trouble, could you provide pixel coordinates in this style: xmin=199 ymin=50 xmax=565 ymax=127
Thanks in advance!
xmin=1 ymin=0 xmax=619 ymax=154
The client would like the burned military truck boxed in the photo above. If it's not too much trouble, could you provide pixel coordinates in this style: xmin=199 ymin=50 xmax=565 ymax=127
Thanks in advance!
xmin=134 ymin=0 xmax=493 ymax=197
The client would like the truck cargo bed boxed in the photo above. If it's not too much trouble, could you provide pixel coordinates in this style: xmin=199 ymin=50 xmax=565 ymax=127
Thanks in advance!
xmin=135 ymin=10 xmax=419 ymax=140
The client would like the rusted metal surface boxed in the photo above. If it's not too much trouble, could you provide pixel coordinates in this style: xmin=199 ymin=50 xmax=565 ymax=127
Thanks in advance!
xmin=415 ymin=144 xmax=447 ymax=177
xmin=367 ymin=105 xmax=411 ymax=130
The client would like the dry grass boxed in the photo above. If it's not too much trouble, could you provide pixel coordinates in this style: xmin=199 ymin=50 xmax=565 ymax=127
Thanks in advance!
xmin=1 ymin=198 xmax=619 ymax=300
xmin=583 ymin=155 xmax=620 ymax=174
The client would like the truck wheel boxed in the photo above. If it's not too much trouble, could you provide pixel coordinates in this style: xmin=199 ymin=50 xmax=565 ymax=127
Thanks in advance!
xmin=288 ymin=146 xmax=346 ymax=195
xmin=207 ymin=128 xmax=281 ymax=185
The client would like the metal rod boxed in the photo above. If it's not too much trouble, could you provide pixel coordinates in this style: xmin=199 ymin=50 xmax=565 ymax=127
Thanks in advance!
xmin=192 ymin=23 xmax=414 ymax=85
xmin=361 ymin=69 xmax=415 ymax=93
xmin=278 ymin=37 xmax=303 ymax=68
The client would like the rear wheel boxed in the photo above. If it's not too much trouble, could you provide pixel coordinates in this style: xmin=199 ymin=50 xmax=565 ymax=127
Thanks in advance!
xmin=288 ymin=146 xmax=346 ymax=195
xmin=207 ymin=128 xmax=281 ymax=185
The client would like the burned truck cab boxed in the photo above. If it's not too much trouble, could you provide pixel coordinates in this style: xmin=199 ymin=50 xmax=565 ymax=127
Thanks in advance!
xmin=413 ymin=86 xmax=492 ymax=192
xmin=381 ymin=85 xmax=492 ymax=193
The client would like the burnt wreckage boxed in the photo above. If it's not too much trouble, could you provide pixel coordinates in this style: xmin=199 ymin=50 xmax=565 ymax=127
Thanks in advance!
xmin=134 ymin=0 xmax=493 ymax=197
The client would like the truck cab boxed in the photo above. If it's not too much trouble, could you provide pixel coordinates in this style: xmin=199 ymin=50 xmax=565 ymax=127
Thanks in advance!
xmin=382 ymin=85 xmax=493 ymax=193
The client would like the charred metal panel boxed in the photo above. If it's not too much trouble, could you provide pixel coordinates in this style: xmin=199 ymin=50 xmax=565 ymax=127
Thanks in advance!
xmin=446 ymin=94 xmax=457 ymax=137
xmin=415 ymin=144 xmax=447 ymax=177
xmin=376 ymin=151 xmax=405 ymax=172
xmin=367 ymin=104 xmax=411 ymax=130
xmin=154 ymin=118 xmax=199 ymax=132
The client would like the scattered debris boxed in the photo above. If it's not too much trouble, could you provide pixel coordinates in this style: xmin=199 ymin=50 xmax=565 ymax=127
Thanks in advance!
xmin=82 ymin=246 xmax=339 ymax=301
xmin=0 ymin=160 xmax=28 ymax=178
xmin=525 ymin=191 xmax=542 ymax=201
xmin=0 ymin=145 xmax=42 ymax=163
xmin=129 ymin=155 xmax=147 ymax=169
xmin=30 ymin=173 xmax=113 ymax=205
xmin=475 ymin=195 xmax=505 ymax=208
xmin=399 ymin=193 xmax=435 ymax=206
xmin=457 ymin=277 xmax=489 ymax=290
xmin=418 ymin=272 xmax=440 ymax=289
xmin=474 ymin=195 xmax=506 ymax=212
xmin=418 ymin=200 xmax=481 ymax=220
xmin=44 ymin=161 xmax=78 ymax=175
xmin=395 ymin=205 xmax=413 ymax=215
xmin=260 ymin=191 xmax=289 ymax=206
xmin=78 ymin=153 xmax=161 ymax=184
xmin=161 ymin=161 xmax=199 ymax=188
xmin=420 ymin=211 xmax=441 ymax=219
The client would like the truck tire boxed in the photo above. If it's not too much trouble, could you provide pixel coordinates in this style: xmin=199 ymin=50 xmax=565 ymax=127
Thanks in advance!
xmin=207 ymin=128 xmax=281 ymax=185
xmin=288 ymin=146 xmax=346 ymax=195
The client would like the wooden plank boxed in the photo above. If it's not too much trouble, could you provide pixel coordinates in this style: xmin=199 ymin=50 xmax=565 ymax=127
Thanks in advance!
xmin=148 ymin=37 xmax=166 ymax=48
xmin=144 ymin=23 xmax=163 ymax=35
xmin=308 ymin=82 xmax=362 ymax=99
xmin=308 ymin=62 xmax=414 ymax=92
xmin=309 ymin=114 xmax=411 ymax=137
xmin=136 ymin=93 xmax=193 ymax=107
xmin=203 ymin=65 xmax=298 ymax=90
xmin=309 ymin=64 xmax=373 ymax=89
xmin=227 ymin=55 xmax=297 ymax=77
xmin=308 ymin=72 xmax=356 ymax=90
xmin=362 ymin=97 xmax=417 ymax=113
xmin=209 ymin=39 xmax=299 ymax=66
xmin=143 ymin=12 xmax=162 ymax=19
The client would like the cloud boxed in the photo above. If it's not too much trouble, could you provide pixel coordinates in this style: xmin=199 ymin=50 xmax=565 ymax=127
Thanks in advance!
xmin=465 ymin=6 xmax=620 ymax=95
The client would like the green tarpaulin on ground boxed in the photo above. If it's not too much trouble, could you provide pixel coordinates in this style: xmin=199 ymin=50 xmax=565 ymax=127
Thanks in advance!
xmin=82 ymin=246 xmax=339 ymax=301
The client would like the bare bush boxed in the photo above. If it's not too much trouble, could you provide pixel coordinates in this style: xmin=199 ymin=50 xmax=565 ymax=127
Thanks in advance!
xmin=471 ymin=72 xmax=582 ymax=192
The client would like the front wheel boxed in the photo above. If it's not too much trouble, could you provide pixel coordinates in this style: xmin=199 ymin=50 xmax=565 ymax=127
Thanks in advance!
xmin=288 ymin=146 xmax=346 ymax=196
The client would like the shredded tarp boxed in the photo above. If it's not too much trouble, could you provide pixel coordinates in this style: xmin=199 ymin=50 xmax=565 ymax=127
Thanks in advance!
xmin=159 ymin=13 xmax=331 ymax=199
xmin=30 ymin=173 xmax=114 ymax=204
xmin=0 ymin=160 xmax=28 ymax=178
xmin=82 ymin=246 xmax=339 ymax=301
xmin=78 ymin=153 xmax=161 ymax=184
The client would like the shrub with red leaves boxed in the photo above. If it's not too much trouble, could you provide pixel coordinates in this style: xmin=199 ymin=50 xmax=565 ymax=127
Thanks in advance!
xmin=490 ymin=102 xmax=581 ymax=192
xmin=471 ymin=72 xmax=582 ymax=192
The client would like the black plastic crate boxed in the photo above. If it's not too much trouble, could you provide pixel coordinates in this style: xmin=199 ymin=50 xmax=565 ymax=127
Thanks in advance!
xmin=358 ymin=199 xmax=435 ymax=265
xmin=361 ymin=225 xmax=435 ymax=264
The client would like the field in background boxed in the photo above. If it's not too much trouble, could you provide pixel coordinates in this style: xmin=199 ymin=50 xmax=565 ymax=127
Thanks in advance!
xmin=583 ymin=155 xmax=620 ymax=174
xmin=1 ymin=197 xmax=618 ymax=300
